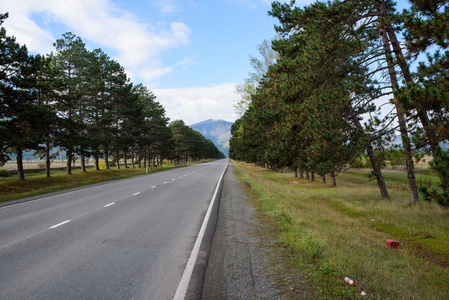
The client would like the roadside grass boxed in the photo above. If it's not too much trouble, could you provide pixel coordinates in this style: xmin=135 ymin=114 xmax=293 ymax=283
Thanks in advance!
xmin=233 ymin=160 xmax=449 ymax=299
xmin=0 ymin=164 xmax=183 ymax=204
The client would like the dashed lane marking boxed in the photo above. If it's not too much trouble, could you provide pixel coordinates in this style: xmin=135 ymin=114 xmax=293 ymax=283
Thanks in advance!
xmin=49 ymin=220 xmax=71 ymax=229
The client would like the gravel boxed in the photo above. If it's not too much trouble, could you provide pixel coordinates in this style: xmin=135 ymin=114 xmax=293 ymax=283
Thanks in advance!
xmin=201 ymin=162 xmax=282 ymax=300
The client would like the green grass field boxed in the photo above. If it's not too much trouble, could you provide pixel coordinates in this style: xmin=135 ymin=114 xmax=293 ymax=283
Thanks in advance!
xmin=233 ymin=161 xmax=449 ymax=299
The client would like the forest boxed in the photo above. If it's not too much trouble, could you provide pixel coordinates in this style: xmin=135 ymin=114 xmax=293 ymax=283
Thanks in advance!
xmin=0 ymin=13 xmax=224 ymax=181
xmin=229 ymin=0 xmax=449 ymax=205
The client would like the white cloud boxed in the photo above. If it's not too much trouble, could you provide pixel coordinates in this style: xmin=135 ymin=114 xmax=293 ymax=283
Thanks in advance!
xmin=175 ymin=57 xmax=197 ymax=67
xmin=156 ymin=0 xmax=176 ymax=13
xmin=0 ymin=0 xmax=191 ymax=84
xmin=154 ymin=83 xmax=240 ymax=125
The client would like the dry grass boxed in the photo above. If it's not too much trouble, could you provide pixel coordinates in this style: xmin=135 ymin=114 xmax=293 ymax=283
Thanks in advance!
xmin=0 ymin=165 xmax=180 ymax=204
xmin=1 ymin=160 xmax=85 ymax=170
xmin=233 ymin=161 xmax=449 ymax=299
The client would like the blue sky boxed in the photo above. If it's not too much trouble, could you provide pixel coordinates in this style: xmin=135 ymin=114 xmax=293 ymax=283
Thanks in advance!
xmin=1 ymin=0 xmax=410 ymax=124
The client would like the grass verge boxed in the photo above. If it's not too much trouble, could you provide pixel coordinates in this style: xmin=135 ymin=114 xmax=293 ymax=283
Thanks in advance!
xmin=233 ymin=160 xmax=449 ymax=299
xmin=0 ymin=165 xmax=185 ymax=204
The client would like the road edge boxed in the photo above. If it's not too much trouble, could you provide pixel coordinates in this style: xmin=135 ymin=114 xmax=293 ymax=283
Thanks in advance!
xmin=173 ymin=160 xmax=228 ymax=300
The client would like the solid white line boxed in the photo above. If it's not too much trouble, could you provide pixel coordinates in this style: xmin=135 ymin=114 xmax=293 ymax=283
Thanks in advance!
xmin=173 ymin=162 xmax=228 ymax=300
xmin=104 ymin=202 xmax=115 ymax=207
xmin=133 ymin=192 xmax=141 ymax=195
xmin=49 ymin=220 xmax=71 ymax=229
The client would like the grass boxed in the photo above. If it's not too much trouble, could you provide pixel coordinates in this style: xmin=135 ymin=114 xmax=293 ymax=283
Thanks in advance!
xmin=0 ymin=164 xmax=186 ymax=204
xmin=233 ymin=161 xmax=449 ymax=299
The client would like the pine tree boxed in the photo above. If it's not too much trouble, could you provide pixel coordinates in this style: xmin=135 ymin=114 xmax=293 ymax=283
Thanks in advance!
xmin=1 ymin=14 xmax=56 ymax=180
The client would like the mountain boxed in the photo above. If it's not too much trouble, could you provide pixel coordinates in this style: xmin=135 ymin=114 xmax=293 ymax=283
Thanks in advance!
xmin=190 ymin=119 xmax=233 ymax=157
xmin=390 ymin=135 xmax=449 ymax=151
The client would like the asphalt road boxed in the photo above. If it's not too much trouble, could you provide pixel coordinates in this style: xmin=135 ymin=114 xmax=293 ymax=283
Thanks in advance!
xmin=0 ymin=159 xmax=228 ymax=300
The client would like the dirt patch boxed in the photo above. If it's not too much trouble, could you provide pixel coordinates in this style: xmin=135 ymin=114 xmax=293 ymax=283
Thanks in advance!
xmin=412 ymin=243 xmax=449 ymax=268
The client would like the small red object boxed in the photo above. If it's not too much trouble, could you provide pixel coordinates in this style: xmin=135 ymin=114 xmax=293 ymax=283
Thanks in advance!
xmin=386 ymin=240 xmax=400 ymax=248
xmin=344 ymin=277 xmax=355 ymax=285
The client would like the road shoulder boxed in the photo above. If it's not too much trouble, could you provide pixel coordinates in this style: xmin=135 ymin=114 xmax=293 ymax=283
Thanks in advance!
xmin=201 ymin=162 xmax=281 ymax=299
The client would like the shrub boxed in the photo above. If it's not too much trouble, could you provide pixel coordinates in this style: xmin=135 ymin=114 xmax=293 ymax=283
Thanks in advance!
xmin=387 ymin=149 xmax=406 ymax=166
xmin=0 ymin=169 xmax=9 ymax=177
xmin=349 ymin=153 xmax=372 ymax=168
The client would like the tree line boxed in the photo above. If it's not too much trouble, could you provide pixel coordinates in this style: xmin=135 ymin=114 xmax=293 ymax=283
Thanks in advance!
xmin=229 ymin=0 xmax=448 ymax=205
xmin=0 ymin=13 xmax=224 ymax=181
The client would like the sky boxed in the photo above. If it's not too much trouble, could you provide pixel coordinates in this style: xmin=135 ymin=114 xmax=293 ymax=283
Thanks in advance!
xmin=1 ymin=0 xmax=410 ymax=125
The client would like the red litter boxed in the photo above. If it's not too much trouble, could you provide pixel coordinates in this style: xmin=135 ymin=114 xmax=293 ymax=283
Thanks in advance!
xmin=386 ymin=240 xmax=400 ymax=249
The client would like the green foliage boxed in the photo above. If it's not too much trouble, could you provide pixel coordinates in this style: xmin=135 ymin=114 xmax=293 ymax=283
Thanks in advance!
xmin=349 ymin=153 xmax=372 ymax=168
xmin=231 ymin=0 xmax=448 ymax=203
xmin=170 ymin=120 xmax=224 ymax=163
xmin=386 ymin=148 xmax=406 ymax=166
xmin=0 ymin=14 xmax=57 ymax=180
xmin=420 ymin=146 xmax=449 ymax=206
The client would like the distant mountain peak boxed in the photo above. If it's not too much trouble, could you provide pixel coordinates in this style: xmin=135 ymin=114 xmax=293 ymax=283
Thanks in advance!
xmin=190 ymin=119 xmax=231 ymax=126
xmin=190 ymin=119 xmax=234 ymax=156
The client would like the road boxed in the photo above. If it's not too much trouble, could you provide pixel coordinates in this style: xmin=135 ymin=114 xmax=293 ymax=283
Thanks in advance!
xmin=0 ymin=159 xmax=227 ymax=300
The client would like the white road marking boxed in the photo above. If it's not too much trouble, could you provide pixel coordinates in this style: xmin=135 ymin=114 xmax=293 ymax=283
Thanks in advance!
xmin=173 ymin=162 xmax=228 ymax=300
xmin=104 ymin=202 xmax=115 ymax=207
xmin=172 ymin=179 xmax=176 ymax=181
xmin=151 ymin=186 xmax=156 ymax=189
xmin=163 ymin=182 xmax=168 ymax=184
xmin=49 ymin=220 xmax=71 ymax=229
xmin=133 ymin=192 xmax=140 ymax=196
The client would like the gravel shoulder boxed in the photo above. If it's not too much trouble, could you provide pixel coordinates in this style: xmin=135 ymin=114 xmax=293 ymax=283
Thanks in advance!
xmin=201 ymin=162 xmax=282 ymax=299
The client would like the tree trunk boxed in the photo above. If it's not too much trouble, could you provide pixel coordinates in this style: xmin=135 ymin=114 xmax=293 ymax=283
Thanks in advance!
xmin=294 ymin=168 xmax=298 ymax=177
xmin=311 ymin=172 xmax=315 ymax=181
xmin=66 ymin=106 xmax=72 ymax=175
xmin=299 ymin=167 xmax=304 ymax=179
xmin=124 ymin=150 xmax=128 ymax=169
xmin=17 ymin=147 xmax=25 ymax=181
xmin=351 ymin=112 xmax=390 ymax=199
xmin=131 ymin=147 xmax=135 ymax=169
xmin=144 ymin=146 xmax=147 ymax=169
xmin=104 ymin=144 xmax=110 ymax=170
xmin=81 ymin=155 xmax=86 ymax=172
xmin=95 ymin=154 xmax=99 ymax=171
xmin=45 ymin=137 xmax=51 ymax=178
xmin=322 ymin=175 xmax=326 ymax=184
xmin=379 ymin=22 xmax=420 ymax=204
xmin=305 ymin=170 xmax=310 ymax=180
xmin=330 ymin=171 xmax=337 ymax=187
xmin=379 ymin=0 xmax=437 ymax=153
xmin=116 ymin=149 xmax=120 ymax=169
xmin=138 ymin=146 xmax=142 ymax=168
xmin=66 ymin=151 xmax=72 ymax=175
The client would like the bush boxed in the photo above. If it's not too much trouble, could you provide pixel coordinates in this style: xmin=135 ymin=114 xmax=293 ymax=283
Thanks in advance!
xmin=349 ymin=153 xmax=372 ymax=168
xmin=387 ymin=149 xmax=406 ymax=166
xmin=0 ymin=169 xmax=9 ymax=177
xmin=37 ymin=161 xmax=46 ymax=169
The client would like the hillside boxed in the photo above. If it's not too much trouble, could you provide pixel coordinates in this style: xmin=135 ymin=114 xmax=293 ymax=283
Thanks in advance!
xmin=190 ymin=119 xmax=233 ymax=156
